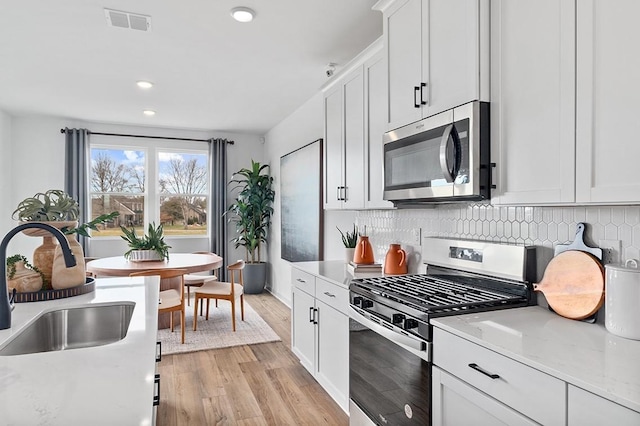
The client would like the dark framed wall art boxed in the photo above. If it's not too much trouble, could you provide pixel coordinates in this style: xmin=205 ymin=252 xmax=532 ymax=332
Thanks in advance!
xmin=280 ymin=139 xmax=324 ymax=262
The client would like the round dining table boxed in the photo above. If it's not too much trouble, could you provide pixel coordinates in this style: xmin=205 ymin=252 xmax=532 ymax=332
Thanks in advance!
xmin=86 ymin=253 xmax=223 ymax=329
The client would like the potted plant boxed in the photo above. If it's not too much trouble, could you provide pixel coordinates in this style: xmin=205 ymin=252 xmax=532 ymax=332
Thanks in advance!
xmin=12 ymin=189 xmax=119 ymax=289
xmin=6 ymin=254 xmax=45 ymax=293
xmin=120 ymin=222 xmax=171 ymax=261
xmin=337 ymin=225 xmax=359 ymax=263
xmin=227 ymin=160 xmax=275 ymax=294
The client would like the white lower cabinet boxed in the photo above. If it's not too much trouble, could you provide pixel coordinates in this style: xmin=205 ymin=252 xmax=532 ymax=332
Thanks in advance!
xmin=432 ymin=327 xmax=565 ymax=425
xmin=291 ymin=268 xmax=349 ymax=413
xmin=432 ymin=367 xmax=537 ymax=426
xmin=568 ymin=385 xmax=640 ymax=426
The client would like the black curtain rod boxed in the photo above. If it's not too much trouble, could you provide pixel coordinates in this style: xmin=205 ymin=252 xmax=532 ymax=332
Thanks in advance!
xmin=60 ymin=128 xmax=234 ymax=144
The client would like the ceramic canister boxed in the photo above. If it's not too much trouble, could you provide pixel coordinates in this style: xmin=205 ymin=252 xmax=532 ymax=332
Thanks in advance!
xmin=604 ymin=259 xmax=640 ymax=340
xmin=353 ymin=236 xmax=375 ymax=264
xmin=384 ymin=244 xmax=408 ymax=275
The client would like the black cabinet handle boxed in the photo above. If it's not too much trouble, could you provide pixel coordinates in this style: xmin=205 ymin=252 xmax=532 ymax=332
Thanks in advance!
xmin=468 ymin=363 xmax=500 ymax=379
xmin=156 ymin=341 xmax=162 ymax=362
xmin=414 ymin=86 xmax=420 ymax=108
xmin=153 ymin=374 xmax=161 ymax=406
xmin=420 ymin=82 xmax=427 ymax=105
xmin=313 ymin=307 xmax=319 ymax=325
xmin=309 ymin=306 xmax=314 ymax=323
xmin=296 ymin=278 xmax=306 ymax=283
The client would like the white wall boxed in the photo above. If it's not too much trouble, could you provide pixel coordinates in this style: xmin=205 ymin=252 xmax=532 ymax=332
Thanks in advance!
xmin=264 ymin=92 xmax=356 ymax=305
xmin=6 ymin=114 xmax=262 ymax=264
xmin=0 ymin=110 xmax=13 ymax=235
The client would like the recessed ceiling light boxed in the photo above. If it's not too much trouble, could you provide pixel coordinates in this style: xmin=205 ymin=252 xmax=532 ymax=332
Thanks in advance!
xmin=230 ymin=7 xmax=255 ymax=23
xmin=143 ymin=110 xmax=156 ymax=116
xmin=137 ymin=80 xmax=153 ymax=89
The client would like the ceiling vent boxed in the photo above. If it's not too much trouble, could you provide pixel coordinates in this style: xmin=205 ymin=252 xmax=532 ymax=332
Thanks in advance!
xmin=104 ymin=8 xmax=151 ymax=32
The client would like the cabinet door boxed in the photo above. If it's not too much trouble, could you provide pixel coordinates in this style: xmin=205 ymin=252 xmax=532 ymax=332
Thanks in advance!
xmin=343 ymin=67 xmax=365 ymax=209
xmin=432 ymin=367 xmax=538 ymax=426
xmin=490 ymin=0 xmax=576 ymax=205
xmin=385 ymin=0 xmax=423 ymax=130
xmin=291 ymin=287 xmax=316 ymax=374
xmin=568 ymin=385 xmax=640 ymax=426
xmin=576 ymin=0 xmax=640 ymax=203
xmin=324 ymin=85 xmax=343 ymax=209
xmin=365 ymin=51 xmax=394 ymax=209
xmin=315 ymin=301 xmax=349 ymax=412
xmin=426 ymin=0 xmax=483 ymax=116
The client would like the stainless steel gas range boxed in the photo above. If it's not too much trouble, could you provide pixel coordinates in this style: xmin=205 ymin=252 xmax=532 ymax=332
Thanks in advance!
xmin=348 ymin=237 xmax=537 ymax=426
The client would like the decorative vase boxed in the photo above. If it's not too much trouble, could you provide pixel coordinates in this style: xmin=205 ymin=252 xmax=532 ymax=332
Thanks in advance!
xmin=353 ymin=236 xmax=375 ymax=265
xmin=33 ymin=236 xmax=58 ymax=290
xmin=345 ymin=247 xmax=356 ymax=263
xmin=384 ymin=244 xmax=408 ymax=275
xmin=128 ymin=250 xmax=164 ymax=262
xmin=7 ymin=261 xmax=43 ymax=293
xmin=51 ymin=234 xmax=86 ymax=289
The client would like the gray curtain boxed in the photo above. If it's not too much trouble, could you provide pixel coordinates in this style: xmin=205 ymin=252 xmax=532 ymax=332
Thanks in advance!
xmin=209 ymin=138 xmax=229 ymax=280
xmin=64 ymin=128 xmax=90 ymax=252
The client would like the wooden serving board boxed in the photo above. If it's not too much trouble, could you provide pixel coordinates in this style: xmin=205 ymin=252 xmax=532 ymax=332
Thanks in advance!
xmin=533 ymin=250 xmax=604 ymax=320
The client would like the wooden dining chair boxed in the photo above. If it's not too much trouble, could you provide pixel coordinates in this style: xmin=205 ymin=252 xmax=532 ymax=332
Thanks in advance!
xmin=183 ymin=251 xmax=219 ymax=307
xmin=130 ymin=268 xmax=188 ymax=344
xmin=193 ymin=260 xmax=245 ymax=332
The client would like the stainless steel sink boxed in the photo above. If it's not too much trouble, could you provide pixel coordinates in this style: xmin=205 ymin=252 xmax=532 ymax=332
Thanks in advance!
xmin=0 ymin=302 xmax=135 ymax=356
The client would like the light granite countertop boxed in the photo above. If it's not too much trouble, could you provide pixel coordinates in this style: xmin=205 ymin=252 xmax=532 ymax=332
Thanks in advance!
xmin=291 ymin=260 xmax=383 ymax=289
xmin=432 ymin=306 xmax=640 ymax=413
xmin=0 ymin=276 xmax=160 ymax=426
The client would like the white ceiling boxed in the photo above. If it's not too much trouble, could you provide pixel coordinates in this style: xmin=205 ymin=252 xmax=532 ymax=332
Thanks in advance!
xmin=0 ymin=1 xmax=381 ymax=134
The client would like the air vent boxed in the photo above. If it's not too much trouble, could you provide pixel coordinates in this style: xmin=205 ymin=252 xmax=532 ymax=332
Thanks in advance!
xmin=104 ymin=8 xmax=151 ymax=32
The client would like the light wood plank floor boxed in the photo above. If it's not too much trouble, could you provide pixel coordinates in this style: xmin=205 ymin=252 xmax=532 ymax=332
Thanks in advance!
xmin=157 ymin=293 xmax=349 ymax=426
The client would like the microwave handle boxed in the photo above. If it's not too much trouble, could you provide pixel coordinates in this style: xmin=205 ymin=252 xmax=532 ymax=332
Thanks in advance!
xmin=439 ymin=124 xmax=461 ymax=183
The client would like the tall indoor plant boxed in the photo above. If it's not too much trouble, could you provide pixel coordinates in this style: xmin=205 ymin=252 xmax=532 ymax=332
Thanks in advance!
xmin=227 ymin=160 xmax=275 ymax=293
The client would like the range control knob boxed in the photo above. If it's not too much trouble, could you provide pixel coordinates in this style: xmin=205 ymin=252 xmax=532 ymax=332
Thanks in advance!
xmin=392 ymin=313 xmax=405 ymax=325
xmin=403 ymin=319 xmax=419 ymax=330
xmin=353 ymin=296 xmax=363 ymax=306
xmin=361 ymin=299 xmax=374 ymax=309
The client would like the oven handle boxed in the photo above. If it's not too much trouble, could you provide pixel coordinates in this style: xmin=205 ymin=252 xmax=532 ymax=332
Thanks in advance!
xmin=349 ymin=305 xmax=431 ymax=362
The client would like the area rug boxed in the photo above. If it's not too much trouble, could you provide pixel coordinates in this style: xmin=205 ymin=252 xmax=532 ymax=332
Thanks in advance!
xmin=157 ymin=298 xmax=281 ymax=355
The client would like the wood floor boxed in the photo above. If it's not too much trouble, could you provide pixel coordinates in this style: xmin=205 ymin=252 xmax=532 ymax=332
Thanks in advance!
xmin=157 ymin=293 xmax=349 ymax=426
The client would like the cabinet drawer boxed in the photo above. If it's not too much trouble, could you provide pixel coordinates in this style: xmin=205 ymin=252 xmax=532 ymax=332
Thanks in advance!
xmin=434 ymin=328 xmax=565 ymax=426
xmin=315 ymin=278 xmax=348 ymax=315
xmin=292 ymin=268 xmax=315 ymax=296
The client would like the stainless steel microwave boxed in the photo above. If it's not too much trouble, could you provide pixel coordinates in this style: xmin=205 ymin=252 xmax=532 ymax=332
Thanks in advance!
xmin=383 ymin=101 xmax=490 ymax=205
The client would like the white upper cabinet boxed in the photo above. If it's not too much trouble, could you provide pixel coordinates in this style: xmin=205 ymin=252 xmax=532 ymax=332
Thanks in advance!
xmin=490 ymin=0 xmax=576 ymax=205
xmin=575 ymin=0 xmax=640 ymax=203
xmin=491 ymin=0 xmax=640 ymax=205
xmin=379 ymin=0 xmax=489 ymax=131
xmin=364 ymin=50 xmax=394 ymax=209
xmin=323 ymin=66 xmax=365 ymax=210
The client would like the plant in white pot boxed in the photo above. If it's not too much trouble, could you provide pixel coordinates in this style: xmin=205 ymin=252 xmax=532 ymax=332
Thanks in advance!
xmin=227 ymin=160 xmax=275 ymax=294
xmin=337 ymin=224 xmax=359 ymax=263
xmin=120 ymin=222 xmax=171 ymax=261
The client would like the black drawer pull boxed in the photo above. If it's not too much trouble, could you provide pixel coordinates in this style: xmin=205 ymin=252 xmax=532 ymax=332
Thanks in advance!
xmin=156 ymin=341 xmax=162 ymax=362
xmin=309 ymin=306 xmax=314 ymax=323
xmin=153 ymin=374 xmax=161 ymax=406
xmin=296 ymin=278 xmax=306 ymax=283
xmin=468 ymin=363 xmax=500 ymax=379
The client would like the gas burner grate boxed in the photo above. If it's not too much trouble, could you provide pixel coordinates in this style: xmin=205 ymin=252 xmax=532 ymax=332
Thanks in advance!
xmin=353 ymin=274 xmax=529 ymax=316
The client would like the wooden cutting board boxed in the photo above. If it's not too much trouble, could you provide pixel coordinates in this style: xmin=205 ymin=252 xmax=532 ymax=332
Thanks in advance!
xmin=534 ymin=250 xmax=605 ymax=320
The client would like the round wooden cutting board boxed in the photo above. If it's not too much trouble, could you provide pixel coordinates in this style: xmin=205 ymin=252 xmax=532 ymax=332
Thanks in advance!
xmin=534 ymin=250 xmax=605 ymax=320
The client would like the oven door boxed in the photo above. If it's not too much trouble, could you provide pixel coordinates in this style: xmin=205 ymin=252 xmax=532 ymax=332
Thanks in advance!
xmin=349 ymin=306 xmax=431 ymax=426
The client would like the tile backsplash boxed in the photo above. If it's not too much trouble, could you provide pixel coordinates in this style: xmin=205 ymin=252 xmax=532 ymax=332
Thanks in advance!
xmin=356 ymin=204 xmax=640 ymax=281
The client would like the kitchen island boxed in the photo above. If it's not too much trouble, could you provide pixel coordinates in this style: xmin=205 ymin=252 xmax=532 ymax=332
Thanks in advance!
xmin=0 ymin=276 xmax=160 ymax=425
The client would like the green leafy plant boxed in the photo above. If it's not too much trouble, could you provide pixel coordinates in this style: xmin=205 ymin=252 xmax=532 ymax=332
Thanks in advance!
xmin=12 ymin=189 xmax=80 ymax=221
xmin=6 ymin=254 xmax=46 ymax=290
xmin=337 ymin=225 xmax=359 ymax=248
xmin=120 ymin=222 xmax=171 ymax=260
xmin=62 ymin=212 xmax=120 ymax=237
xmin=226 ymin=160 xmax=275 ymax=263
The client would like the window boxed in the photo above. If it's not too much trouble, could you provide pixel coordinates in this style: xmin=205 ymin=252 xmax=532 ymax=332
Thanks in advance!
xmin=89 ymin=144 xmax=209 ymax=238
